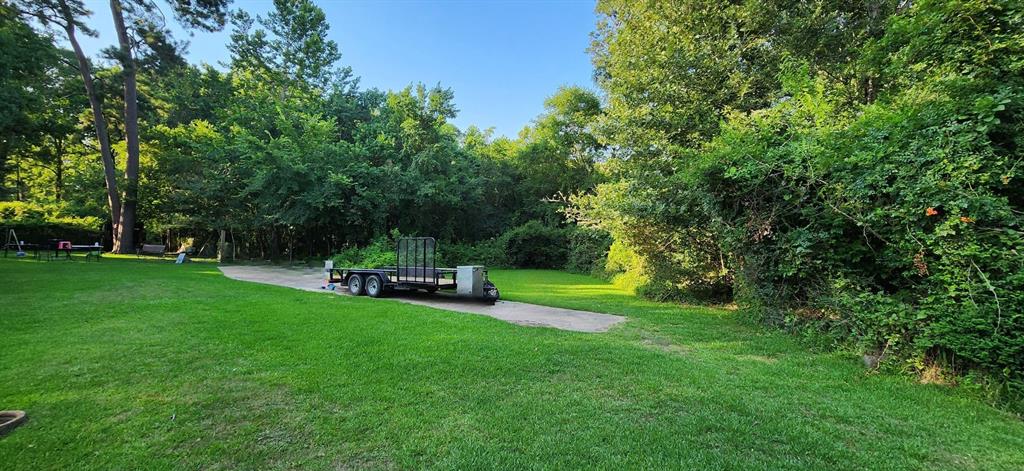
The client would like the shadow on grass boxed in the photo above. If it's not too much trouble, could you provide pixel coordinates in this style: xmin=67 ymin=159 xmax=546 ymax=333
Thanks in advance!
xmin=1 ymin=260 xmax=1021 ymax=469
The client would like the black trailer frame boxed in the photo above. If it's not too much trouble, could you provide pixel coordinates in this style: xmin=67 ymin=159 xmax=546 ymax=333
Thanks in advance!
xmin=327 ymin=237 xmax=498 ymax=302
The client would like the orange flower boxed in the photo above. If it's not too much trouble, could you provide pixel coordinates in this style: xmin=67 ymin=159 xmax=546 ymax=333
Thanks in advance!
xmin=960 ymin=216 xmax=974 ymax=223
xmin=926 ymin=207 xmax=939 ymax=216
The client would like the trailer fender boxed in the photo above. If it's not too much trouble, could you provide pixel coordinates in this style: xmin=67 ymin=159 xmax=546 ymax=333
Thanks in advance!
xmin=344 ymin=270 xmax=392 ymax=285
xmin=372 ymin=270 xmax=392 ymax=284
xmin=482 ymin=280 xmax=500 ymax=304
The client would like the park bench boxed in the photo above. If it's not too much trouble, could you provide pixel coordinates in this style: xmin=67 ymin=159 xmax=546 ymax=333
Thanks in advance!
xmin=137 ymin=244 xmax=169 ymax=259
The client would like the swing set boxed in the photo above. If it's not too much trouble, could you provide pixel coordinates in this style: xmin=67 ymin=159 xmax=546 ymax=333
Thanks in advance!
xmin=3 ymin=229 xmax=102 ymax=261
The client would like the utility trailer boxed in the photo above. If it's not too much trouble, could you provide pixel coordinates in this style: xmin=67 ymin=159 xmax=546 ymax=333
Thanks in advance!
xmin=328 ymin=237 xmax=500 ymax=303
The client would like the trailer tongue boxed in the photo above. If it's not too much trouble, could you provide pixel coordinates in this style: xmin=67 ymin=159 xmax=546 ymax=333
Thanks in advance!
xmin=328 ymin=237 xmax=500 ymax=304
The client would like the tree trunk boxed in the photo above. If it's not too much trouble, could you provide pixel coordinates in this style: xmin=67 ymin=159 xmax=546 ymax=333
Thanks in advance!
xmin=15 ymin=154 xmax=23 ymax=201
xmin=110 ymin=0 xmax=139 ymax=253
xmin=217 ymin=229 xmax=226 ymax=262
xmin=269 ymin=227 xmax=279 ymax=260
xmin=59 ymin=0 xmax=121 ymax=236
xmin=0 ymin=135 xmax=9 ymax=199
xmin=52 ymin=136 xmax=64 ymax=201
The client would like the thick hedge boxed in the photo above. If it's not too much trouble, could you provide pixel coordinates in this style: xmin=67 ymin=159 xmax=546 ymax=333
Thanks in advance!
xmin=0 ymin=202 xmax=103 ymax=244
xmin=331 ymin=221 xmax=581 ymax=271
xmin=331 ymin=233 xmax=398 ymax=268
xmin=441 ymin=238 xmax=508 ymax=268
xmin=564 ymin=226 xmax=612 ymax=276
xmin=502 ymin=220 xmax=570 ymax=269
xmin=692 ymin=72 xmax=1023 ymax=385
xmin=694 ymin=1 xmax=1024 ymax=396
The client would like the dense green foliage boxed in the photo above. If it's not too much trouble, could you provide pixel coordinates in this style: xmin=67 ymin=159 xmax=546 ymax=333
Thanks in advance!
xmin=0 ymin=5 xmax=87 ymax=204
xmin=502 ymin=220 xmax=570 ymax=269
xmin=334 ymin=223 xmax=609 ymax=274
xmin=579 ymin=0 xmax=1024 ymax=395
xmin=564 ymin=226 xmax=613 ymax=276
xmin=440 ymin=237 xmax=509 ymax=268
xmin=3 ymin=259 xmax=1023 ymax=468
xmin=4 ymin=0 xmax=603 ymax=260
xmin=329 ymin=232 xmax=397 ymax=269
xmin=0 ymin=201 xmax=101 ymax=242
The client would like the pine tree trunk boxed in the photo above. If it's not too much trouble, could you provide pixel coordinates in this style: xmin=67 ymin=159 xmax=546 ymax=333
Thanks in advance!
xmin=217 ymin=229 xmax=226 ymax=262
xmin=0 ymin=137 xmax=10 ymax=200
xmin=110 ymin=0 xmax=139 ymax=253
xmin=269 ymin=227 xmax=280 ymax=260
xmin=54 ymin=138 xmax=63 ymax=201
xmin=15 ymin=154 xmax=23 ymax=201
xmin=59 ymin=0 xmax=121 ymax=234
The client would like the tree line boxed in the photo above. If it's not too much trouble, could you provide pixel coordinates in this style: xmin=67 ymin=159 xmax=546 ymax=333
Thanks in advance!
xmin=2 ymin=0 xmax=604 ymax=260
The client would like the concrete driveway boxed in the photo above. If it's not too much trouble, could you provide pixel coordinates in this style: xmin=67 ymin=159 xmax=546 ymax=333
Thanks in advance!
xmin=218 ymin=265 xmax=625 ymax=333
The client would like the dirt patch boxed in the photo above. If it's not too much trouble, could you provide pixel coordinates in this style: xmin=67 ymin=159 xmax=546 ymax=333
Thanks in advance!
xmin=638 ymin=333 xmax=692 ymax=355
xmin=218 ymin=265 xmax=625 ymax=333
xmin=735 ymin=354 xmax=778 ymax=364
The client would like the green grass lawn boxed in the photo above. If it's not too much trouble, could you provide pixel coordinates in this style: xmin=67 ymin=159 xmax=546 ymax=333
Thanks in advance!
xmin=1 ymin=259 xmax=1022 ymax=469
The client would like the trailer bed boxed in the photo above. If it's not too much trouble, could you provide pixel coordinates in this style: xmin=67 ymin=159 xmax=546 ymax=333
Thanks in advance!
xmin=327 ymin=267 xmax=457 ymax=288
xmin=327 ymin=237 xmax=498 ymax=303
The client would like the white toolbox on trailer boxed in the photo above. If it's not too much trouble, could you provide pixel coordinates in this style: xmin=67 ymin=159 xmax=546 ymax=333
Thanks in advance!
xmin=456 ymin=265 xmax=485 ymax=298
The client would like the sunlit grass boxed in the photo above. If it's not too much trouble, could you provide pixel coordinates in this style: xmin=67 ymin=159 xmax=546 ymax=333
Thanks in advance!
xmin=1 ymin=260 xmax=1022 ymax=469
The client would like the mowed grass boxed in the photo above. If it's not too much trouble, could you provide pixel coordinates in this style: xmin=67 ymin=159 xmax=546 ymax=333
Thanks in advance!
xmin=1 ymin=260 xmax=1022 ymax=469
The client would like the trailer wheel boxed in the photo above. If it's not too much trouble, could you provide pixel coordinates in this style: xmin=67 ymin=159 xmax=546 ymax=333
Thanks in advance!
xmin=347 ymin=274 xmax=365 ymax=296
xmin=365 ymin=274 xmax=384 ymax=298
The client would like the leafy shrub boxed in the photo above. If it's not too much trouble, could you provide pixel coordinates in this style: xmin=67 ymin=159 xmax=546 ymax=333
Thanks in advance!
xmin=440 ymin=238 xmax=508 ymax=267
xmin=570 ymin=179 xmax=734 ymax=302
xmin=679 ymin=68 xmax=1024 ymax=401
xmin=575 ymin=0 xmax=1024 ymax=408
xmin=0 ymin=201 xmax=102 ymax=243
xmin=564 ymin=226 xmax=612 ymax=275
xmin=503 ymin=220 xmax=569 ymax=268
xmin=331 ymin=230 xmax=512 ymax=270
xmin=331 ymin=233 xmax=397 ymax=268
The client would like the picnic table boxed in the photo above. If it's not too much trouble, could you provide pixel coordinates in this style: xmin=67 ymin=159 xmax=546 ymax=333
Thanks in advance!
xmin=48 ymin=241 xmax=103 ymax=261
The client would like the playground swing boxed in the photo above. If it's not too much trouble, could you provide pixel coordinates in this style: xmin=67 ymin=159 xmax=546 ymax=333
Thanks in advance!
xmin=5 ymin=229 xmax=27 ymax=257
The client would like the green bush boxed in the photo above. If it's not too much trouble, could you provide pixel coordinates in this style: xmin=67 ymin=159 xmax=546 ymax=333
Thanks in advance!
xmin=331 ymin=231 xmax=514 ymax=270
xmin=574 ymin=0 xmax=1024 ymax=408
xmin=564 ymin=226 xmax=612 ymax=276
xmin=503 ymin=220 xmax=569 ymax=268
xmin=571 ymin=179 xmax=734 ymax=302
xmin=680 ymin=70 xmax=1024 ymax=404
xmin=331 ymin=233 xmax=397 ymax=268
xmin=440 ymin=238 xmax=508 ymax=267
xmin=0 ymin=201 xmax=103 ymax=244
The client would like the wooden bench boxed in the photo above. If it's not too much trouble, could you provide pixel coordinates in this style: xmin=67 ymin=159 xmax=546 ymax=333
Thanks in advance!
xmin=137 ymin=244 xmax=168 ymax=259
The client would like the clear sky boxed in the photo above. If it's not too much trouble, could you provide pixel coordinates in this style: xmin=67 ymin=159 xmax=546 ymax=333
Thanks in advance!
xmin=75 ymin=0 xmax=600 ymax=138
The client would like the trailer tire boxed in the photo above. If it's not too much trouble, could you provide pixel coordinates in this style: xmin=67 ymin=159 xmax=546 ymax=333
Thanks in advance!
xmin=347 ymin=274 xmax=365 ymax=296
xmin=365 ymin=274 xmax=384 ymax=298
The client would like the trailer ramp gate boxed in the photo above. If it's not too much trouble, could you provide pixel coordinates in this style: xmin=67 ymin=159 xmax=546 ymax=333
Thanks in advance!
xmin=397 ymin=237 xmax=436 ymax=284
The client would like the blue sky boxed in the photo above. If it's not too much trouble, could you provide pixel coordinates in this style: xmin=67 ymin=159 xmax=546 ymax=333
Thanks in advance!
xmin=75 ymin=0 xmax=600 ymax=138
